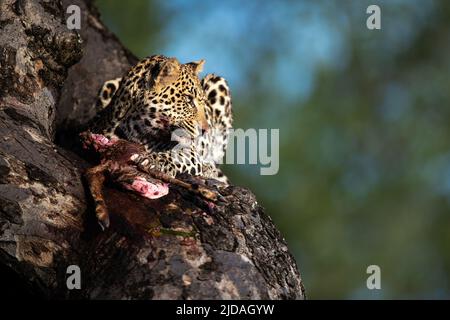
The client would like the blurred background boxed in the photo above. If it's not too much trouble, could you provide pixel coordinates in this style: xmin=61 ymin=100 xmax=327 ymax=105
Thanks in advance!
xmin=95 ymin=0 xmax=450 ymax=299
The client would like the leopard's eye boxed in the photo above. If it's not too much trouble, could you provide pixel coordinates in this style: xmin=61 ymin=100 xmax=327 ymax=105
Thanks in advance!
xmin=184 ymin=95 xmax=195 ymax=104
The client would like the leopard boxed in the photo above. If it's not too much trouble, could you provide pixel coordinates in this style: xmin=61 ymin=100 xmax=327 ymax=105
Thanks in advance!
xmin=83 ymin=55 xmax=233 ymax=228
xmin=89 ymin=54 xmax=233 ymax=180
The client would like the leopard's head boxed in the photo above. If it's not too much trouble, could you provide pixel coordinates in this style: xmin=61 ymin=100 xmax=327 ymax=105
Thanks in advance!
xmin=128 ymin=55 xmax=209 ymax=137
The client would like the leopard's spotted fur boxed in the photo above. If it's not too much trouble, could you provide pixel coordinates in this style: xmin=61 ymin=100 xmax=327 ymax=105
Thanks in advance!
xmin=89 ymin=55 xmax=233 ymax=184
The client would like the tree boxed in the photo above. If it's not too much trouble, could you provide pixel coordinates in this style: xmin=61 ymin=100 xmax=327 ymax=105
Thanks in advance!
xmin=0 ymin=0 xmax=304 ymax=299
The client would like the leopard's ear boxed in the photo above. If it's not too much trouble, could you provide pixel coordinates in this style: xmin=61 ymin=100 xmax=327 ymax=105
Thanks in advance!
xmin=188 ymin=59 xmax=205 ymax=74
xmin=153 ymin=57 xmax=181 ymax=89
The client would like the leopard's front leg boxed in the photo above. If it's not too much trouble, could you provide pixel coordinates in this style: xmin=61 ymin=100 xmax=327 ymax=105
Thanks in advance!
xmin=130 ymin=149 xmax=192 ymax=179
xmin=130 ymin=149 xmax=220 ymax=201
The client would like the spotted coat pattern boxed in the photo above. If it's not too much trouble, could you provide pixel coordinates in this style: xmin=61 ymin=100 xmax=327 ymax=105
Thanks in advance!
xmin=89 ymin=55 xmax=233 ymax=183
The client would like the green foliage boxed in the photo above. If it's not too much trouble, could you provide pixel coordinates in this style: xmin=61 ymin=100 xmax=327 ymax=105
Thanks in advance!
xmin=95 ymin=0 xmax=167 ymax=58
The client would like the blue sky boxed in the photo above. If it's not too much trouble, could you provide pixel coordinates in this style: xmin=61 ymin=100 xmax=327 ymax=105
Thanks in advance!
xmin=158 ymin=1 xmax=347 ymax=102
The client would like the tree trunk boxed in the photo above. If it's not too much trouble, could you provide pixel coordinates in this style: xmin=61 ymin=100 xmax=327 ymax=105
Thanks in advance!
xmin=0 ymin=0 xmax=305 ymax=299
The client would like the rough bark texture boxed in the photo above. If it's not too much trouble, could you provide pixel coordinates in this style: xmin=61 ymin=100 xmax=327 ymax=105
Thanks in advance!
xmin=0 ymin=0 xmax=305 ymax=299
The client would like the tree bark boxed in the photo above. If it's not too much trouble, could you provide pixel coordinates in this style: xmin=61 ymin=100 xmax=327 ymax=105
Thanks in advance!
xmin=0 ymin=0 xmax=305 ymax=299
